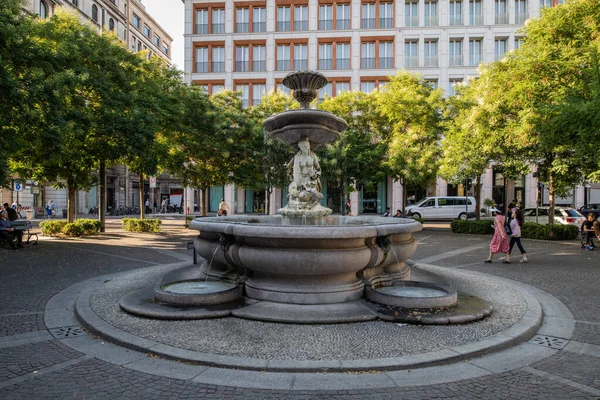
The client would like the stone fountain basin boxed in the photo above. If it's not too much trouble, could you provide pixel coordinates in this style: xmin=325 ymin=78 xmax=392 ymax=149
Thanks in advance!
xmin=263 ymin=109 xmax=347 ymax=148
xmin=189 ymin=215 xmax=422 ymax=305
xmin=365 ymin=281 xmax=458 ymax=309
xmin=154 ymin=280 xmax=243 ymax=307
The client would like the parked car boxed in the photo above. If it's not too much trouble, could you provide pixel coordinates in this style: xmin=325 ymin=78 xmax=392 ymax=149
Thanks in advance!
xmin=578 ymin=203 xmax=600 ymax=221
xmin=521 ymin=207 xmax=585 ymax=227
xmin=405 ymin=196 xmax=477 ymax=220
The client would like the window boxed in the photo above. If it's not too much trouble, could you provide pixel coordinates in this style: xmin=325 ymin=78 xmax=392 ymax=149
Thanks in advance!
xmin=153 ymin=34 xmax=160 ymax=47
xmin=494 ymin=38 xmax=506 ymax=61
xmin=449 ymin=1 xmax=462 ymax=25
xmin=405 ymin=1 xmax=417 ymax=27
xmin=514 ymin=37 xmax=524 ymax=50
xmin=448 ymin=79 xmax=463 ymax=96
xmin=253 ymin=46 xmax=266 ymax=71
xmin=212 ymin=47 xmax=225 ymax=72
xmin=236 ymin=46 xmax=249 ymax=72
xmin=278 ymin=6 xmax=291 ymax=31
xmin=253 ymin=7 xmax=266 ymax=32
xmin=380 ymin=3 xmax=393 ymax=28
xmin=469 ymin=0 xmax=482 ymax=25
xmin=424 ymin=40 xmax=438 ymax=67
xmin=515 ymin=0 xmax=528 ymax=24
xmin=424 ymin=1 xmax=438 ymax=27
xmin=72 ymin=0 xmax=78 ymax=6
xmin=337 ymin=4 xmax=350 ymax=29
xmin=195 ymin=81 xmax=226 ymax=96
xmin=213 ymin=8 xmax=225 ymax=33
xmin=320 ymin=5 xmax=333 ymax=30
xmin=336 ymin=81 xmax=351 ymax=94
xmin=196 ymin=47 xmax=209 ymax=72
xmin=319 ymin=44 xmax=333 ymax=69
xmin=92 ymin=4 xmax=98 ymax=22
xmin=425 ymin=79 xmax=438 ymax=89
xmin=361 ymin=81 xmax=375 ymax=93
xmin=196 ymin=9 xmax=208 ymax=34
xmin=379 ymin=41 xmax=393 ymax=68
xmin=108 ymin=18 xmax=115 ymax=31
xmin=143 ymin=25 xmax=151 ymax=38
xmin=318 ymin=83 xmax=332 ymax=101
xmin=253 ymin=84 xmax=267 ymax=106
xmin=294 ymin=44 xmax=308 ymax=70
xmin=276 ymin=82 xmax=291 ymax=95
xmin=449 ymin=40 xmax=462 ymax=66
xmin=162 ymin=44 xmax=169 ymax=55
xmin=362 ymin=3 xmax=375 ymax=29
xmin=39 ymin=0 xmax=48 ymax=19
xmin=404 ymin=40 xmax=418 ymax=67
xmin=277 ymin=44 xmax=291 ymax=70
xmin=295 ymin=6 xmax=308 ymax=31
xmin=133 ymin=13 xmax=140 ymax=29
xmin=469 ymin=38 xmax=482 ymax=65
xmin=540 ymin=0 xmax=552 ymax=7
xmin=361 ymin=42 xmax=375 ymax=69
xmin=236 ymin=8 xmax=249 ymax=33
xmin=337 ymin=43 xmax=350 ymax=69
xmin=236 ymin=84 xmax=250 ymax=108
xmin=495 ymin=0 xmax=507 ymax=24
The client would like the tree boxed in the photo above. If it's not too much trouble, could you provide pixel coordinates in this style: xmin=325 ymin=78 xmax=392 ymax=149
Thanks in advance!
xmin=377 ymin=72 xmax=444 ymax=214
xmin=318 ymin=91 xmax=389 ymax=214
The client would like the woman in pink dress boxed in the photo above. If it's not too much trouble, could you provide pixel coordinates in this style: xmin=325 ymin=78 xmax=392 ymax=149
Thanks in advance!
xmin=484 ymin=210 xmax=511 ymax=263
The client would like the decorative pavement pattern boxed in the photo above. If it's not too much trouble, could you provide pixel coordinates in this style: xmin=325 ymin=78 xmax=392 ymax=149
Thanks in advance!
xmin=0 ymin=217 xmax=598 ymax=399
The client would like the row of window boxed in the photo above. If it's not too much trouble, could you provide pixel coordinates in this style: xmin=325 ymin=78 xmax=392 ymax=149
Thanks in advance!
xmin=132 ymin=13 xmax=169 ymax=55
xmin=194 ymin=37 xmax=521 ymax=74
xmin=196 ymin=77 xmax=462 ymax=107
xmin=194 ymin=0 xmax=549 ymax=35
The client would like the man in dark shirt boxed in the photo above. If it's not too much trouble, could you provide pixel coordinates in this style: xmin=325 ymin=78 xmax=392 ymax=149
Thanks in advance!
xmin=582 ymin=213 xmax=596 ymax=249
xmin=3 ymin=203 xmax=18 ymax=221
xmin=0 ymin=210 xmax=23 ymax=249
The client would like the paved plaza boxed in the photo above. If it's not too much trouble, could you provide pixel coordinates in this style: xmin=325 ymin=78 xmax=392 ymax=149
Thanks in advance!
xmin=0 ymin=217 xmax=599 ymax=399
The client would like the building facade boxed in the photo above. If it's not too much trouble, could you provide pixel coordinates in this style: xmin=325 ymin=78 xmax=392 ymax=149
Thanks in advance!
xmin=2 ymin=1 xmax=179 ymax=217
xmin=182 ymin=0 xmax=600 ymax=216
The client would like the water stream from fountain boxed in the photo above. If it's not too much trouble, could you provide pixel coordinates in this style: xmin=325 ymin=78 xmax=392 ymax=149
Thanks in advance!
xmin=204 ymin=246 xmax=221 ymax=283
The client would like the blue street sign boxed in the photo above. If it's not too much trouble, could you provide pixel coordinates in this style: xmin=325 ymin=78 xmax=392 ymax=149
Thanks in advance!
xmin=15 ymin=182 xmax=23 ymax=191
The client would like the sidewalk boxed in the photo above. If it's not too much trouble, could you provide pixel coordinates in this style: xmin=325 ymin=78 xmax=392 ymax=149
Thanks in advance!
xmin=0 ymin=224 xmax=598 ymax=399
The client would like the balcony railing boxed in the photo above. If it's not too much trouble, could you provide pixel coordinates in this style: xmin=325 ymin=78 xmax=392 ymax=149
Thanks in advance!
xmin=405 ymin=15 xmax=418 ymax=27
xmin=320 ymin=20 xmax=333 ymax=30
xmin=253 ymin=60 xmax=266 ymax=71
xmin=380 ymin=58 xmax=393 ymax=68
xmin=515 ymin=12 xmax=528 ymax=24
xmin=294 ymin=21 xmax=308 ymax=31
xmin=495 ymin=13 xmax=508 ymax=24
xmin=362 ymin=18 xmax=375 ymax=29
xmin=449 ymin=55 xmax=463 ymax=66
xmin=336 ymin=58 xmax=350 ymax=69
xmin=235 ymin=61 xmax=249 ymax=72
xmin=277 ymin=60 xmax=290 ymax=70
xmin=494 ymin=53 xmax=505 ymax=62
xmin=361 ymin=57 xmax=376 ymax=69
xmin=277 ymin=21 xmax=291 ymax=31
xmin=236 ymin=23 xmax=249 ymax=33
xmin=196 ymin=24 xmax=208 ymax=34
xmin=469 ymin=55 xmax=481 ymax=66
xmin=319 ymin=59 xmax=333 ymax=70
xmin=336 ymin=19 xmax=350 ymax=29
xmin=253 ymin=22 xmax=266 ymax=32
xmin=212 ymin=23 xmax=225 ymax=33
xmin=424 ymin=15 xmax=438 ymax=26
xmin=212 ymin=62 xmax=225 ymax=72
xmin=294 ymin=60 xmax=308 ymax=70
xmin=424 ymin=55 xmax=438 ymax=67
xmin=404 ymin=56 xmax=418 ymax=67
xmin=380 ymin=18 xmax=393 ymax=28
xmin=196 ymin=62 xmax=208 ymax=73
xmin=449 ymin=15 xmax=463 ymax=25
xmin=469 ymin=14 xmax=482 ymax=25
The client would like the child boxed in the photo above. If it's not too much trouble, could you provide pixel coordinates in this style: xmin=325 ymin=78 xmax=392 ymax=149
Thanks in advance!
xmin=509 ymin=208 xmax=528 ymax=263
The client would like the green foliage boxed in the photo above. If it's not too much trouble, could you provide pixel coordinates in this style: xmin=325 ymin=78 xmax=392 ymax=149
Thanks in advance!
xmin=184 ymin=216 xmax=194 ymax=228
xmin=39 ymin=220 xmax=68 ymax=236
xmin=122 ymin=218 xmax=161 ymax=233
xmin=39 ymin=218 xmax=102 ymax=237
xmin=451 ymin=220 xmax=578 ymax=240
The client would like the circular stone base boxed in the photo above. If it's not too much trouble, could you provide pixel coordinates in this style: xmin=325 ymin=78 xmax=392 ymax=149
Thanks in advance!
xmin=365 ymin=280 xmax=458 ymax=309
xmin=154 ymin=280 xmax=242 ymax=306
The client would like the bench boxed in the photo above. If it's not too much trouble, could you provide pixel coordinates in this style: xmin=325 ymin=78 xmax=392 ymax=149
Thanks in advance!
xmin=12 ymin=220 xmax=38 ymax=245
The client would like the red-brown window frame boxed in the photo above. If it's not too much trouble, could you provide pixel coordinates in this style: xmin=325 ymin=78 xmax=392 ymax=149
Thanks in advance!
xmin=233 ymin=40 xmax=267 ymax=72
xmin=360 ymin=75 xmax=389 ymax=92
xmin=193 ymin=3 xmax=226 ymax=35
xmin=193 ymin=80 xmax=226 ymax=96
xmin=360 ymin=36 xmax=395 ymax=69
xmin=317 ymin=37 xmax=352 ymax=70
xmin=233 ymin=79 xmax=267 ymax=107
xmin=275 ymin=0 xmax=309 ymax=32
xmin=318 ymin=0 xmax=352 ymax=30
xmin=328 ymin=78 xmax=352 ymax=97
xmin=360 ymin=0 xmax=395 ymax=29
xmin=193 ymin=41 xmax=226 ymax=73
xmin=275 ymin=38 xmax=309 ymax=71
xmin=234 ymin=2 xmax=267 ymax=33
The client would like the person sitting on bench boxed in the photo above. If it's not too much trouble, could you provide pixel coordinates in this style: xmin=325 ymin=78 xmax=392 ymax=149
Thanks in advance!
xmin=2 ymin=203 xmax=18 ymax=221
xmin=0 ymin=210 xmax=23 ymax=249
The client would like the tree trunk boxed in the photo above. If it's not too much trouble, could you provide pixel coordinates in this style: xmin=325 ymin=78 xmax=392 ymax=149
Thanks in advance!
xmin=340 ymin=176 xmax=346 ymax=215
xmin=67 ymin=183 xmax=76 ymax=223
xmin=139 ymin=173 xmax=145 ymax=220
xmin=99 ymin=160 xmax=106 ymax=232
xmin=475 ymin=175 xmax=482 ymax=221
xmin=548 ymin=173 xmax=555 ymax=225
xmin=265 ymin=188 xmax=272 ymax=215
xmin=401 ymin=177 xmax=407 ymax=216
xmin=202 ymin=187 xmax=208 ymax=216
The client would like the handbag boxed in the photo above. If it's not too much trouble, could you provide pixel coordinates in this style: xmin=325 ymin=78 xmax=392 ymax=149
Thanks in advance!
xmin=504 ymin=220 xmax=512 ymax=235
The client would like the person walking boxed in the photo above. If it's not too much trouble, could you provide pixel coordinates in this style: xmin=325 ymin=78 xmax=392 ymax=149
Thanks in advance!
xmin=484 ymin=210 xmax=511 ymax=263
xmin=508 ymin=208 xmax=528 ymax=263
xmin=218 ymin=198 xmax=229 ymax=216
xmin=582 ymin=213 xmax=597 ymax=250
xmin=45 ymin=201 xmax=52 ymax=219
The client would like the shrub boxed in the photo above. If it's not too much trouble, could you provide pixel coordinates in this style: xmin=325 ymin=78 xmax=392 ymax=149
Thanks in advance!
xmin=40 ymin=220 xmax=68 ymax=236
xmin=74 ymin=218 xmax=103 ymax=236
xmin=122 ymin=218 xmax=161 ymax=233
xmin=451 ymin=220 xmax=579 ymax=240
xmin=62 ymin=223 xmax=84 ymax=237
xmin=184 ymin=216 xmax=194 ymax=228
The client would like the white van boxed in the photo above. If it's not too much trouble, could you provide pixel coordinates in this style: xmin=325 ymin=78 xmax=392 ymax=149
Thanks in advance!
xmin=405 ymin=196 xmax=477 ymax=220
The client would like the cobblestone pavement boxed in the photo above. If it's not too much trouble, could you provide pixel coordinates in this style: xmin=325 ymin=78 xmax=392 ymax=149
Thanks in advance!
xmin=1 ymin=219 xmax=599 ymax=399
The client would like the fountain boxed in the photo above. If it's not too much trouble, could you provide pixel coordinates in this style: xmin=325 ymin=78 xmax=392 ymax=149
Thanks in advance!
xmin=120 ymin=70 xmax=491 ymax=324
